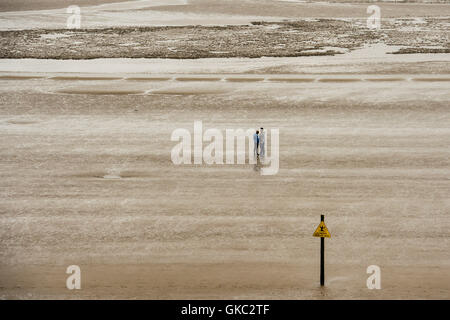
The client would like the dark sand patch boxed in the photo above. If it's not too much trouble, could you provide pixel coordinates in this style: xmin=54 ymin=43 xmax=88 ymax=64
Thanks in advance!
xmin=120 ymin=171 xmax=156 ymax=178
xmin=0 ymin=75 xmax=44 ymax=80
xmin=365 ymin=78 xmax=405 ymax=82
xmin=50 ymin=76 xmax=123 ymax=81
xmin=150 ymin=87 xmax=229 ymax=95
xmin=318 ymin=78 xmax=362 ymax=82
xmin=175 ymin=77 xmax=222 ymax=82
xmin=226 ymin=78 xmax=264 ymax=82
xmin=412 ymin=78 xmax=450 ymax=82
xmin=125 ymin=77 xmax=172 ymax=81
xmin=267 ymin=78 xmax=315 ymax=83
xmin=71 ymin=171 xmax=108 ymax=179
xmin=56 ymin=88 xmax=145 ymax=95
xmin=6 ymin=120 xmax=39 ymax=125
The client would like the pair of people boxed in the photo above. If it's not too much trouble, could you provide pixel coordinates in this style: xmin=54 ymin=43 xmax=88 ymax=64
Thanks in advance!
xmin=253 ymin=127 xmax=265 ymax=158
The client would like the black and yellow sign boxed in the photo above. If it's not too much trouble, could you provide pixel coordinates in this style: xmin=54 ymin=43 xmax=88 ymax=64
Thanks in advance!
xmin=313 ymin=221 xmax=331 ymax=238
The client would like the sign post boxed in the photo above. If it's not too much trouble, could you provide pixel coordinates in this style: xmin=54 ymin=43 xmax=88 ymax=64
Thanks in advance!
xmin=321 ymin=225 xmax=324 ymax=286
xmin=313 ymin=215 xmax=331 ymax=286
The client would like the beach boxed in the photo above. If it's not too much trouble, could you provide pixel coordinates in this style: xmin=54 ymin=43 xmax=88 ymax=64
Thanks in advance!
xmin=0 ymin=0 xmax=449 ymax=299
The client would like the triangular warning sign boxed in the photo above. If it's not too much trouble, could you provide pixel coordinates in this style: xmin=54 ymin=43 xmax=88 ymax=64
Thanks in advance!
xmin=313 ymin=221 xmax=331 ymax=238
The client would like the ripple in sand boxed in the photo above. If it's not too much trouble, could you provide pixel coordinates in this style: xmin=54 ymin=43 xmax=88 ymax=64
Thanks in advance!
xmin=225 ymin=78 xmax=264 ymax=82
xmin=175 ymin=77 xmax=222 ymax=82
xmin=125 ymin=77 xmax=172 ymax=81
xmin=50 ymin=76 xmax=123 ymax=81
xmin=267 ymin=78 xmax=315 ymax=82
xmin=150 ymin=87 xmax=228 ymax=95
xmin=0 ymin=75 xmax=44 ymax=80
xmin=7 ymin=120 xmax=38 ymax=125
xmin=71 ymin=171 xmax=122 ymax=179
xmin=412 ymin=78 xmax=450 ymax=82
xmin=318 ymin=78 xmax=362 ymax=82
xmin=365 ymin=78 xmax=405 ymax=82
xmin=55 ymin=88 xmax=145 ymax=95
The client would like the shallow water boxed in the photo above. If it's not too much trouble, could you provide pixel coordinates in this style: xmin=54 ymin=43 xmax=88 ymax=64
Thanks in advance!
xmin=0 ymin=0 xmax=448 ymax=30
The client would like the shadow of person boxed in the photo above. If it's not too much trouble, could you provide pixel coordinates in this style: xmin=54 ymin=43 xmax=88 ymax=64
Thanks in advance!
xmin=253 ymin=155 xmax=262 ymax=173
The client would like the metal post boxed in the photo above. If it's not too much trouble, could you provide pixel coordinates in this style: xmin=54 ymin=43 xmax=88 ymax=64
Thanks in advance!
xmin=320 ymin=214 xmax=325 ymax=286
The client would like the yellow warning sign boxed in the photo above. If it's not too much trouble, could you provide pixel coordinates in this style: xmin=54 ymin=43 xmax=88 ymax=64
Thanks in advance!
xmin=313 ymin=221 xmax=331 ymax=238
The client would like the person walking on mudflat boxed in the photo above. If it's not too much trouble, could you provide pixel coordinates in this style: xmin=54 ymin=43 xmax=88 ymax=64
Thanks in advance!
xmin=259 ymin=127 xmax=265 ymax=157
xmin=253 ymin=130 xmax=260 ymax=158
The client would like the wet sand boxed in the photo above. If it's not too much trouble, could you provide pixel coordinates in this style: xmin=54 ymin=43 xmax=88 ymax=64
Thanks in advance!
xmin=0 ymin=0 xmax=449 ymax=300
xmin=0 ymin=55 xmax=449 ymax=299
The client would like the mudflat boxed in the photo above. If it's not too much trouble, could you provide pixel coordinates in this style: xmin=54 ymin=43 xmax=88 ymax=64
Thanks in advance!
xmin=0 ymin=0 xmax=449 ymax=300
xmin=0 ymin=63 xmax=449 ymax=299
xmin=1 ymin=18 xmax=449 ymax=59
